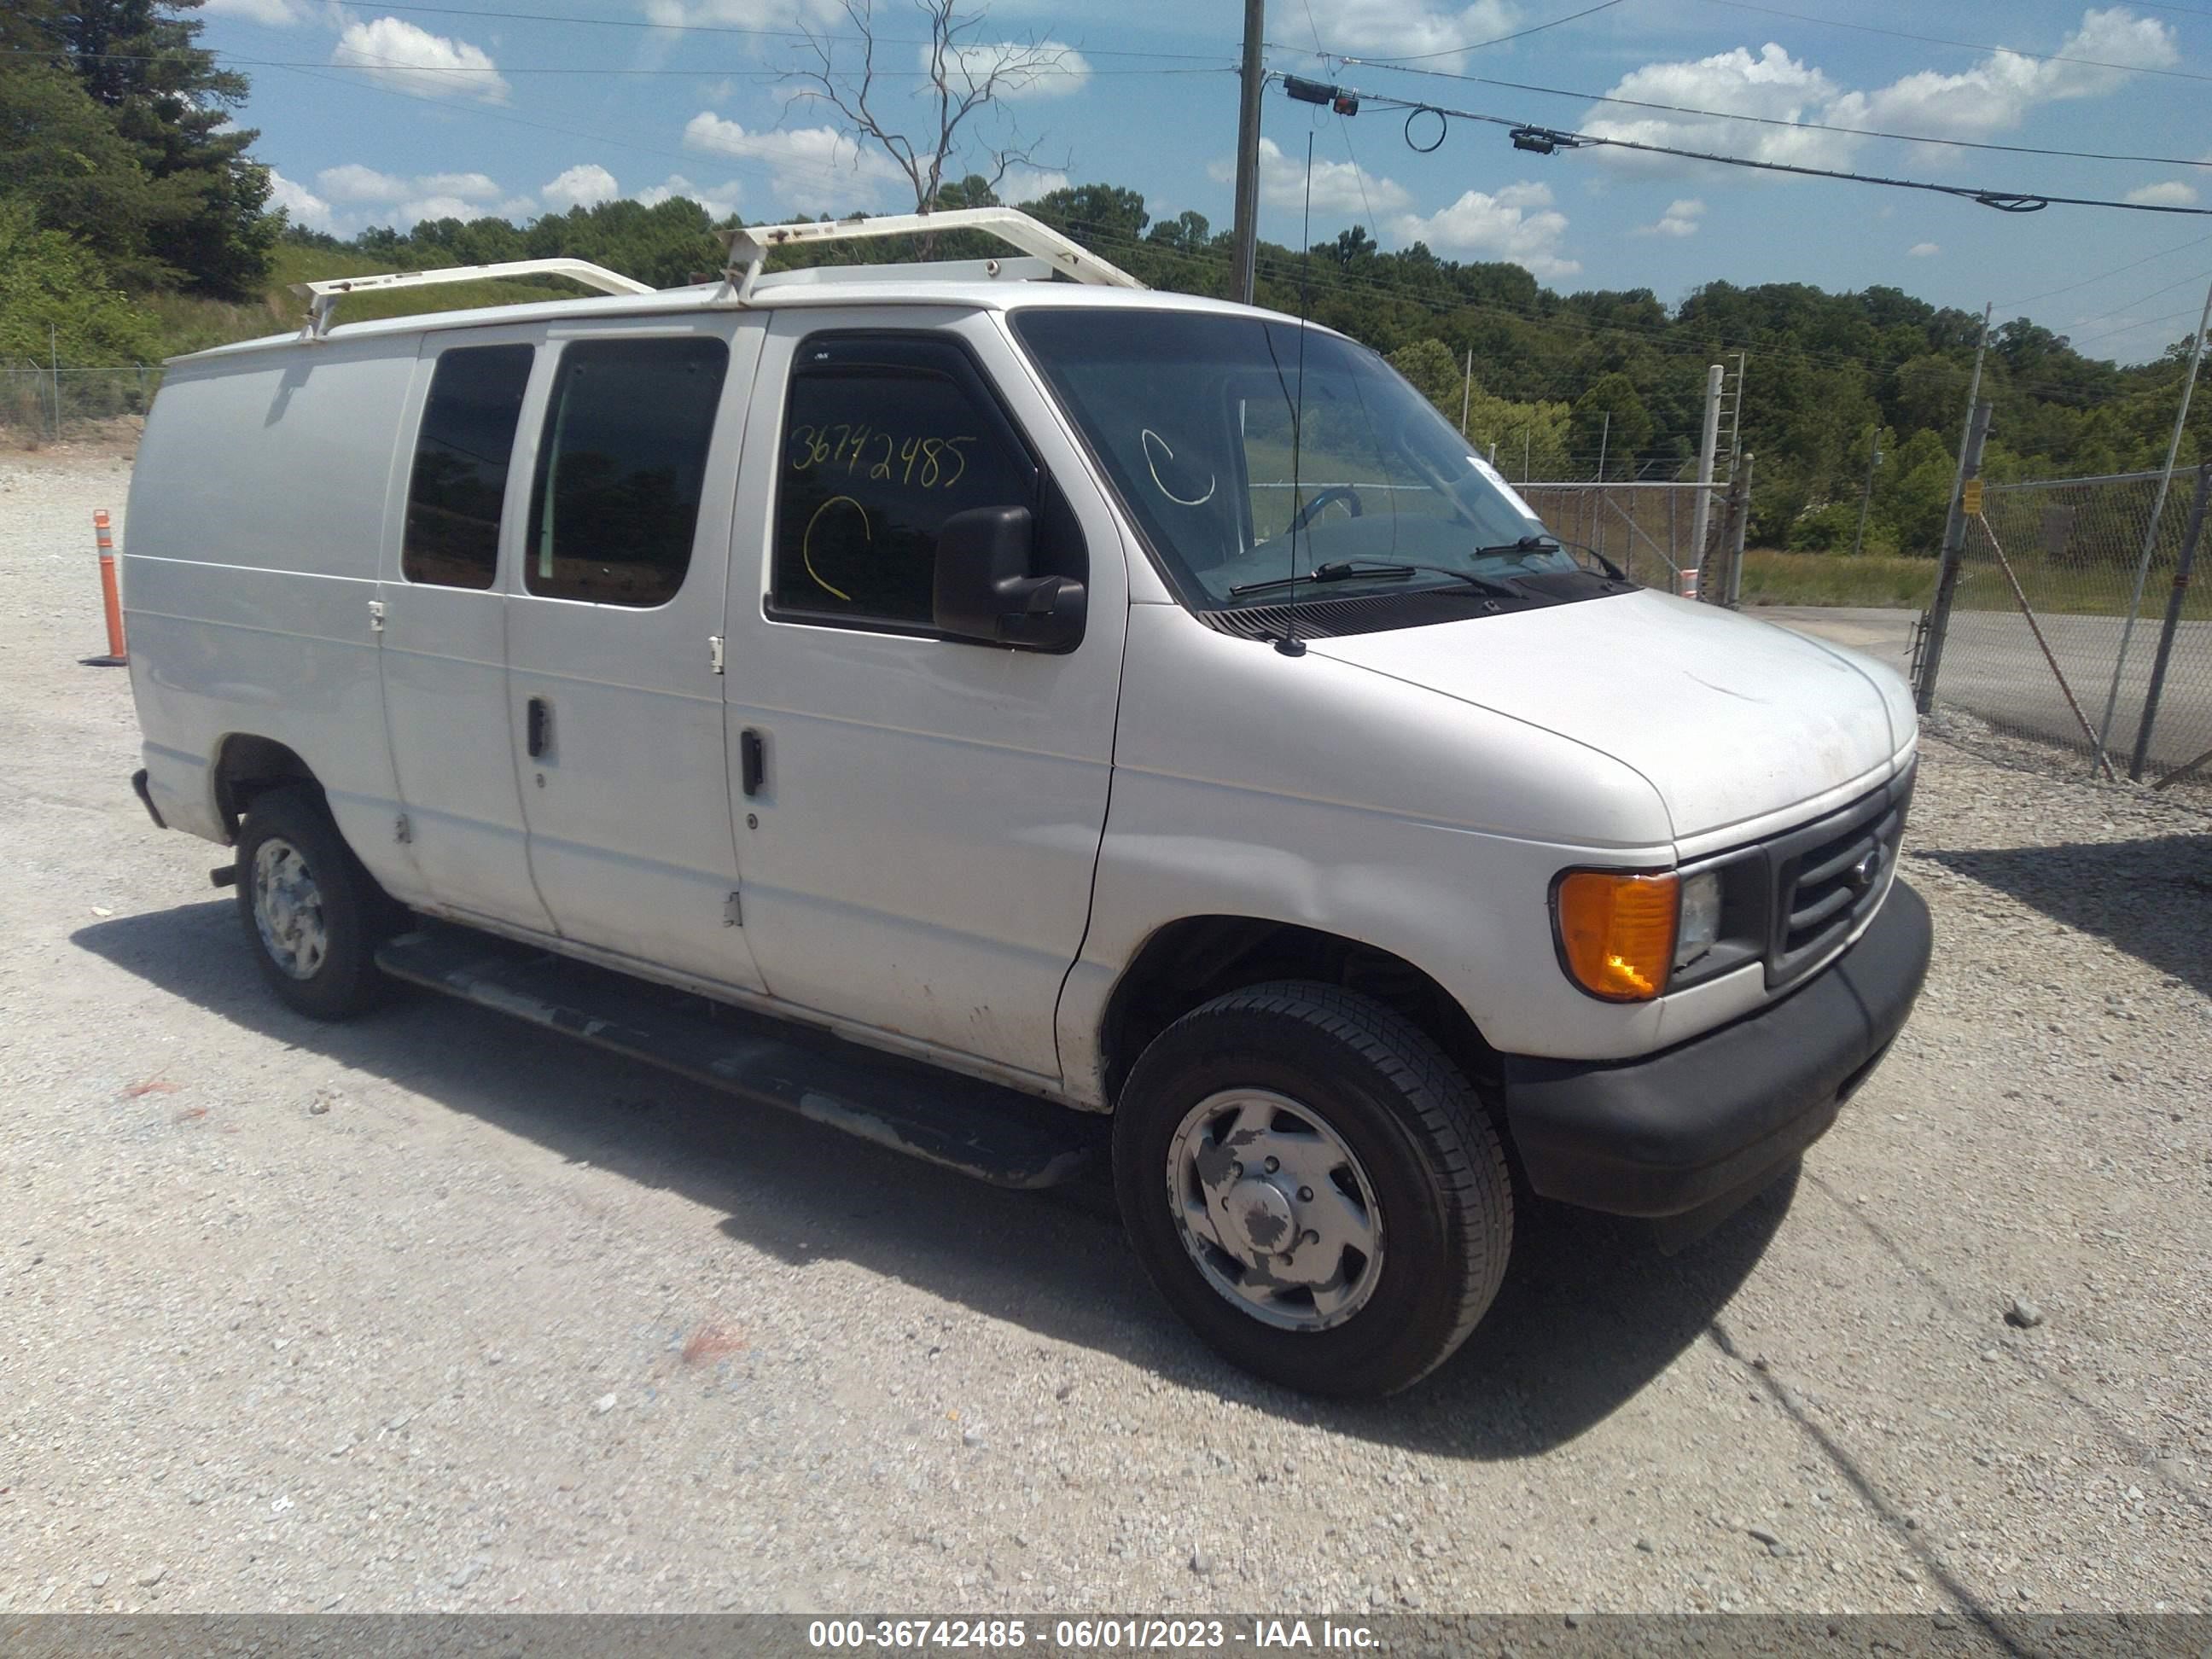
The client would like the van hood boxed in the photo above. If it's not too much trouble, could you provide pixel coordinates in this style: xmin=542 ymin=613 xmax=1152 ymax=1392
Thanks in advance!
xmin=1306 ymin=589 xmax=1906 ymax=840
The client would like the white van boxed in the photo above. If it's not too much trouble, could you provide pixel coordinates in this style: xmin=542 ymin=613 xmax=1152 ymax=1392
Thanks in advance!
xmin=123 ymin=209 xmax=1930 ymax=1396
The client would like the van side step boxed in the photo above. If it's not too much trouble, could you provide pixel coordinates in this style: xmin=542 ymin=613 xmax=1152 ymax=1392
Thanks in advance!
xmin=373 ymin=927 xmax=1099 ymax=1190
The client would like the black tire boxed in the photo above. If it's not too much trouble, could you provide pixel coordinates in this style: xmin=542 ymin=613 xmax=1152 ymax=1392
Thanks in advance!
xmin=234 ymin=786 xmax=399 ymax=1020
xmin=1114 ymin=981 xmax=1512 ymax=1396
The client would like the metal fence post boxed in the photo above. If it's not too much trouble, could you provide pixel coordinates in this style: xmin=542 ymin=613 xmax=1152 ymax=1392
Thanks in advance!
xmin=1726 ymin=451 xmax=1754 ymax=608
xmin=2128 ymin=460 xmax=2212 ymax=781
xmin=1914 ymin=399 xmax=1994 ymax=714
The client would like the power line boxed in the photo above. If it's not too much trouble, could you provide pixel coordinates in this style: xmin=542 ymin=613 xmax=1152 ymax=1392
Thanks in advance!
xmin=2066 ymin=268 xmax=2212 ymax=332
xmin=1347 ymin=87 xmax=2212 ymax=217
xmin=1998 ymin=230 xmax=2212 ymax=308
xmin=1291 ymin=60 xmax=2212 ymax=170
xmin=11 ymin=45 xmax=1213 ymax=79
xmin=1692 ymin=0 xmax=2212 ymax=86
xmin=1335 ymin=0 xmax=1628 ymax=65
xmin=236 ymin=0 xmax=1236 ymax=61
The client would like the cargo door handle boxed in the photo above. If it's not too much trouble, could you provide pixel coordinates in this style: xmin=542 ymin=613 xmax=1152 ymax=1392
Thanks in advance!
xmin=527 ymin=696 xmax=551 ymax=759
xmin=740 ymin=728 xmax=766 ymax=797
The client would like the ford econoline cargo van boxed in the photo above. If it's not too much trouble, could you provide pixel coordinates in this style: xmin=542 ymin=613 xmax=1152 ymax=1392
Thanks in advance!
xmin=122 ymin=209 xmax=1931 ymax=1395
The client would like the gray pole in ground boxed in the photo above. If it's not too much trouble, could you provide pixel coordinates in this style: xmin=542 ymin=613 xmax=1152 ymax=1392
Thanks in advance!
xmin=1726 ymin=451 xmax=1755 ymax=608
xmin=1689 ymin=364 xmax=1723 ymax=570
xmin=2129 ymin=460 xmax=2212 ymax=782
xmin=1850 ymin=433 xmax=1882 ymax=557
xmin=1460 ymin=346 xmax=1473 ymax=438
xmin=50 ymin=323 xmax=61 ymax=445
xmin=2093 ymin=272 xmax=2212 ymax=776
xmin=1231 ymin=0 xmax=1266 ymax=306
xmin=1915 ymin=399 xmax=1994 ymax=714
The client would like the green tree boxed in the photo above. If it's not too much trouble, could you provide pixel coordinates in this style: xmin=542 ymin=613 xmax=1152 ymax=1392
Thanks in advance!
xmin=1570 ymin=372 xmax=1654 ymax=478
xmin=43 ymin=0 xmax=276 ymax=294
xmin=0 ymin=197 xmax=161 ymax=364
xmin=1387 ymin=339 xmax=1461 ymax=415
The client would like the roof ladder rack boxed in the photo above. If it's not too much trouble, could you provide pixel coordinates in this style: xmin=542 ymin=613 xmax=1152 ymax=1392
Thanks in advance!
xmin=717 ymin=207 xmax=1144 ymax=303
xmin=290 ymin=259 xmax=655 ymax=340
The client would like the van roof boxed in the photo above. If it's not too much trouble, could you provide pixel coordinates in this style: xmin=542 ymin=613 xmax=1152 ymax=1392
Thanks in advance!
xmin=169 ymin=278 xmax=1295 ymax=366
xmin=172 ymin=207 xmax=1324 ymax=367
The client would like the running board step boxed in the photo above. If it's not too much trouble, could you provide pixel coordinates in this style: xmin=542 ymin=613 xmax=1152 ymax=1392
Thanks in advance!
xmin=374 ymin=927 xmax=1098 ymax=1189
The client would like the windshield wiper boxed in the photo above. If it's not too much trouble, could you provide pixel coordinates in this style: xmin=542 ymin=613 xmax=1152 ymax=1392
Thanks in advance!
xmin=1230 ymin=560 xmax=1522 ymax=600
xmin=1478 ymin=533 xmax=1630 ymax=582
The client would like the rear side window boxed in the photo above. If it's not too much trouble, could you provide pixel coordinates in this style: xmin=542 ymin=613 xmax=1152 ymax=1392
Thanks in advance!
xmin=402 ymin=344 xmax=533 ymax=589
xmin=526 ymin=336 xmax=730 ymax=608
xmin=770 ymin=338 xmax=1033 ymax=629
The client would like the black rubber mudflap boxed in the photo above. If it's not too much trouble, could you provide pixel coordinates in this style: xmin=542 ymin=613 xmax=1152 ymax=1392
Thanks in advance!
xmin=375 ymin=926 xmax=1098 ymax=1189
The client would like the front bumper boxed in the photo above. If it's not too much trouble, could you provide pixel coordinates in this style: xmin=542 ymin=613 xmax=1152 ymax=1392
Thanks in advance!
xmin=1501 ymin=878 xmax=1933 ymax=1219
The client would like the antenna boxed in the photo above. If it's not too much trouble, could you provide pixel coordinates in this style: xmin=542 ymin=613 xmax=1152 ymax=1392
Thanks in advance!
xmin=1274 ymin=131 xmax=1319 ymax=660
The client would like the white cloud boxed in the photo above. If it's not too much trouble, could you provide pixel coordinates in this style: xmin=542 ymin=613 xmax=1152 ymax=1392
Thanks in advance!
xmin=1633 ymin=197 xmax=1706 ymax=237
xmin=543 ymin=164 xmax=620 ymax=211
xmin=927 ymin=39 xmax=1091 ymax=100
xmin=1003 ymin=167 xmax=1070 ymax=205
xmin=317 ymin=164 xmax=409 ymax=202
xmin=266 ymin=170 xmax=334 ymax=230
xmin=2126 ymin=180 xmax=2200 ymax=207
xmin=333 ymin=17 xmax=509 ymax=102
xmin=1205 ymin=137 xmax=1411 ymax=217
xmin=397 ymin=195 xmax=482 ymax=224
xmin=684 ymin=112 xmax=908 ymax=212
xmin=203 ymin=0 xmax=314 ymax=24
xmin=642 ymin=0 xmax=838 ymax=27
xmin=1908 ymin=242 xmax=1940 ymax=257
xmin=1312 ymin=0 xmax=1517 ymax=63
xmin=637 ymin=173 xmax=746 ymax=220
xmin=1392 ymin=181 xmax=1578 ymax=278
xmin=1584 ymin=9 xmax=2180 ymax=179
xmin=416 ymin=172 xmax=504 ymax=201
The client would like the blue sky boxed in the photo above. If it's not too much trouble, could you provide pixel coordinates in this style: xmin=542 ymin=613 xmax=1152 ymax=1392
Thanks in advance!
xmin=205 ymin=0 xmax=2211 ymax=364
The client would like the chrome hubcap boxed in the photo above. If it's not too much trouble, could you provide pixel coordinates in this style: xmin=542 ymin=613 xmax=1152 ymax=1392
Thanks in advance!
xmin=1166 ymin=1089 xmax=1384 ymax=1332
xmin=252 ymin=837 xmax=328 ymax=980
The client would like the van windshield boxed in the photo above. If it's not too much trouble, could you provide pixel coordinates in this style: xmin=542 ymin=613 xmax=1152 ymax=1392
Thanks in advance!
xmin=1013 ymin=307 xmax=1605 ymax=616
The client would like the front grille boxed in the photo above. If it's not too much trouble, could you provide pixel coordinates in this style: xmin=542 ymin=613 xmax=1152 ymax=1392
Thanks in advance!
xmin=1763 ymin=763 xmax=1914 ymax=989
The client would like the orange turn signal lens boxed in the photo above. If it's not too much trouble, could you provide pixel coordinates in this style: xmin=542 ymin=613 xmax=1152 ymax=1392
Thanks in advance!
xmin=1554 ymin=870 xmax=1679 ymax=1002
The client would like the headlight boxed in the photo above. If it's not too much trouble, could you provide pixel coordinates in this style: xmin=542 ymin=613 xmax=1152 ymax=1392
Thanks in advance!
xmin=1552 ymin=870 xmax=1679 ymax=1002
xmin=1675 ymin=870 xmax=1723 ymax=971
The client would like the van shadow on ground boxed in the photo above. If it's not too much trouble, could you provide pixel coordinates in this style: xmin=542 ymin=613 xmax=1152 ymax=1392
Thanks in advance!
xmin=76 ymin=899 xmax=1793 ymax=1460
xmin=1919 ymin=832 xmax=2212 ymax=999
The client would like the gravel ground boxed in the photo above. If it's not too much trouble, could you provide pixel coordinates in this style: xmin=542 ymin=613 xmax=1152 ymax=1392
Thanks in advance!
xmin=2 ymin=450 xmax=2208 ymax=1618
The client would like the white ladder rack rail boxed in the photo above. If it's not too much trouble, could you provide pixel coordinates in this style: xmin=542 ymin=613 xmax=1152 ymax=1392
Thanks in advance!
xmin=289 ymin=259 xmax=655 ymax=340
xmin=719 ymin=207 xmax=1143 ymax=302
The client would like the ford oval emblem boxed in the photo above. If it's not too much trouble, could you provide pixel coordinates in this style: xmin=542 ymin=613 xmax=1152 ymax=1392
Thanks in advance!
xmin=1850 ymin=848 xmax=1881 ymax=891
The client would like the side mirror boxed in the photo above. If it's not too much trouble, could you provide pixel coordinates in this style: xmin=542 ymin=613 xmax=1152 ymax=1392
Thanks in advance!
xmin=933 ymin=504 xmax=1086 ymax=652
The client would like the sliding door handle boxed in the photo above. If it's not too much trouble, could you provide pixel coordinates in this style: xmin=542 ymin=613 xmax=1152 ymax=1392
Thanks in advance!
xmin=740 ymin=727 xmax=766 ymax=797
xmin=527 ymin=696 xmax=551 ymax=759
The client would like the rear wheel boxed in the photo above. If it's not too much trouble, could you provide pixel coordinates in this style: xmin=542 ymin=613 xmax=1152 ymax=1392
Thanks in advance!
xmin=235 ymin=787 xmax=399 ymax=1020
xmin=1114 ymin=981 xmax=1512 ymax=1396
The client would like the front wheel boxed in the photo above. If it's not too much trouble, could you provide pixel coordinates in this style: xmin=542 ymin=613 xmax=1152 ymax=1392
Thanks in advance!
xmin=1114 ymin=981 xmax=1512 ymax=1396
xmin=235 ymin=786 xmax=399 ymax=1020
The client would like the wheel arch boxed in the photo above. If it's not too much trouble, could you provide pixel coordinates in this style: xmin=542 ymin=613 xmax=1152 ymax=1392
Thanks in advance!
xmin=212 ymin=733 xmax=322 ymax=838
xmin=1097 ymin=916 xmax=1501 ymax=1111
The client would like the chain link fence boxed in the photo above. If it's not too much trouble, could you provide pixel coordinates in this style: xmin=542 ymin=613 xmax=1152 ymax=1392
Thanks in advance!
xmin=1916 ymin=465 xmax=2212 ymax=789
xmin=1517 ymin=481 xmax=1721 ymax=594
xmin=1 ymin=364 xmax=165 ymax=444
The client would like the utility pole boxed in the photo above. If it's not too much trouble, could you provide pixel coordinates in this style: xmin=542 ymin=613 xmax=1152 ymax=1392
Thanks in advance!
xmin=1689 ymin=364 xmax=1723 ymax=568
xmin=1916 ymin=399 xmax=1994 ymax=714
xmin=2093 ymin=271 xmax=2212 ymax=776
xmin=1850 ymin=430 xmax=1883 ymax=557
xmin=1597 ymin=411 xmax=1610 ymax=481
xmin=1459 ymin=346 xmax=1473 ymax=438
xmin=1231 ymin=0 xmax=1266 ymax=306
